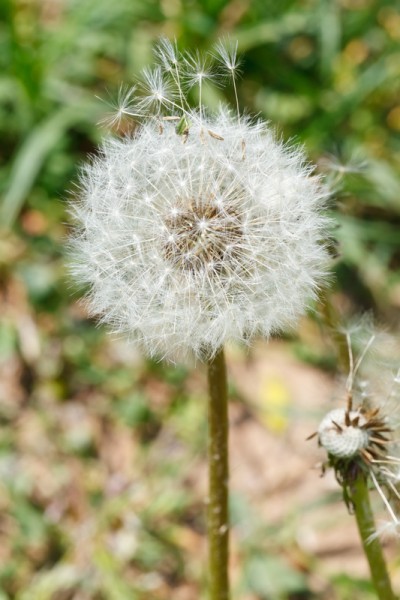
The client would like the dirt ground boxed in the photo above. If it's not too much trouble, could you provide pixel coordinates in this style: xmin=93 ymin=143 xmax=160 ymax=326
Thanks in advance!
xmin=226 ymin=339 xmax=399 ymax=593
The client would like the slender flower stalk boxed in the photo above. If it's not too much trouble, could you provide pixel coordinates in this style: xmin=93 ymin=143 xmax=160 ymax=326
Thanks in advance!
xmin=349 ymin=471 xmax=396 ymax=600
xmin=207 ymin=348 xmax=229 ymax=600
xmin=70 ymin=38 xmax=331 ymax=597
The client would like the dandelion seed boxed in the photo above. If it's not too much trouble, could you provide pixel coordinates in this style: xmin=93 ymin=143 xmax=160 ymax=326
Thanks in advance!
xmin=182 ymin=49 xmax=217 ymax=119
xmin=213 ymin=38 xmax=241 ymax=76
xmin=182 ymin=50 xmax=215 ymax=89
xmin=97 ymin=84 xmax=141 ymax=130
xmin=319 ymin=153 xmax=368 ymax=176
xmin=154 ymin=37 xmax=180 ymax=72
xmin=138 ymin=66 xmax=179 ymax=116
xmin=318 ymin=152 xmax=368 ymax=187
xmin=213 ymin=39 xmax=242 ymax=122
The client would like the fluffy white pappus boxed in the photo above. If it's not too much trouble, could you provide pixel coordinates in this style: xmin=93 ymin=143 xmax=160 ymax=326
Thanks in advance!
xmin=70 ymin=108 xmax=329 ymax=361
xmin=70 ymin=39 xmax=331 ymax=361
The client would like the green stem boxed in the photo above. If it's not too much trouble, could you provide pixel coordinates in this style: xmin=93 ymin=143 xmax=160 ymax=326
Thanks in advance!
xmin=319 ymin=289 xmax=349 ymax=373
xmin=349 ymin=471 xmax=396 ymax=600
xmin=207 ymin=347 xmax=230 ymax=600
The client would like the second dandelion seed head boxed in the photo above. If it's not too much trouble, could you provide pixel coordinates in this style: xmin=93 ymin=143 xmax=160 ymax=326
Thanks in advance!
xmin=311 ymin=323 xmax=400 ymax=538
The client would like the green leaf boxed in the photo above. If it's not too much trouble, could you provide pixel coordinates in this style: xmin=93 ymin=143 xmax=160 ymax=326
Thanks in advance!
xmin=236 ymin=12 xmax=310 ymax=50
xmin=318 ymin=0 xmax=341 ymax=80
xmin=93 ymin=549 xmax=140 ymax=600
xmin=17 ymin=565 xmax=81 ymax=600
xmin=244 ymin=554 xmax=307 ymax=597
xmin=1 ymin=102 xmax=99 ymax=228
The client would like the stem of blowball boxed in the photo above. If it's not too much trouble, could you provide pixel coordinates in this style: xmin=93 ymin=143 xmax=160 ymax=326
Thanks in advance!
xmin=349 ymin=471 xmax=396 ymax=600
xmin=207 ymin=347 xmax=230 ymax=600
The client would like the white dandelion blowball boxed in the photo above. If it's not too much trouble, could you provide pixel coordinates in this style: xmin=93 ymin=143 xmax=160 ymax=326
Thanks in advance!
xmin=70 ymin=39 xmax=331 ymax=361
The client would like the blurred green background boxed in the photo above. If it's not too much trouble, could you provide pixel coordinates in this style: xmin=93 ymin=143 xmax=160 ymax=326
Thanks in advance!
xmin=1 ymin=0 xmax=400 ymax=598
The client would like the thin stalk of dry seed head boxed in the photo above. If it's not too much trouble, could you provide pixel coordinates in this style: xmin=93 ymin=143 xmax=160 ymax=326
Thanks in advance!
xmin=350 ymin=471 xmax=396 ymax=600
xmin=207 ymin=347 xmax=229 ymax=600
xmin=319 ymin=291 xmax=350 ymax=373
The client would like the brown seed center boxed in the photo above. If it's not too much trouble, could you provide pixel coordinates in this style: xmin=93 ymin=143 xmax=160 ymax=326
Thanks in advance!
xmin=164 ymin=199 xmax=242 ymax=273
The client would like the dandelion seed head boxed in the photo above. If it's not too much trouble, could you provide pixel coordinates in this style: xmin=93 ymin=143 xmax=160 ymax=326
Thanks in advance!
xmin=313 ymin=322 xmax=400 ymax=538
xmin=70 ymin=40 xmax=331 ymax=361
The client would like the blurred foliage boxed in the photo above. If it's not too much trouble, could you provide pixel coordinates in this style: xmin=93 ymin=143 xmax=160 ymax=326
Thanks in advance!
xmin=1 ymin=0 xmax=400 ymax=598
